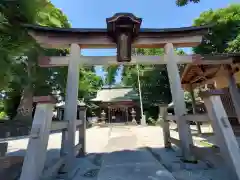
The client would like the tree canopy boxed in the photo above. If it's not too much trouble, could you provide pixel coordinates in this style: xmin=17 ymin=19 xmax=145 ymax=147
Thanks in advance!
xmin=176 ymin=0 xmax=200 ymax=6
xmin=0 ymin=0 xmax=103 ymax=121
xmin=193 ymin=4 xmax=240 ymax=54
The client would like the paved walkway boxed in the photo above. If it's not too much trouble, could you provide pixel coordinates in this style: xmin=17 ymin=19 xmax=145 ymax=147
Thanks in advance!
xmin=70 ymin=126 xmax=175 ymax=180
xmin=5 ymin=125 xmax=230 ymax=180
xmin=66 ymin=126 xmax=229 ymax=180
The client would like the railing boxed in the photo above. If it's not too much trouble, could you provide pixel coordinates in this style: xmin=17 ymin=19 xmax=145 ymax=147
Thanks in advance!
xmin=167 ymin=114 xmax=210 ymax=123
xmin=161 ymin=111 xmax=212 ymax=148
xmin=39 ymin=121 xmax=83 ymax=180
xmin=19 ymin=96 xmax=87 ymax=180
xmin=50 ymin=120 xmax=83 ymax=132
xmin=160 ymin=90 xmax=240 ymax=180
xmin=40 ymin=119 xmax=84 ymax=179
xmin=164 ymin=113 xmax=211 ymax=148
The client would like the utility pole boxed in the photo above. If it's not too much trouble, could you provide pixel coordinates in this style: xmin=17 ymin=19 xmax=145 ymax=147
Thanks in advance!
xmin=136 ymin=64 xmax=144 ymax=120
xmin=134 ymin=48 xmax=146 ymax=125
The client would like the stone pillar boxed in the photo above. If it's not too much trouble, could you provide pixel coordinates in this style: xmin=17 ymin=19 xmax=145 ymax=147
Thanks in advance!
xmin=159 ymin=105 xmax=171 ymax=148
xmin=201 ymin=90 xmax=240 ymax=180
xmin=189 ymin=84 xmax=202 ymax=134
xmin=64 ymin=44 xmax=80 ymax=171
xmin=164 ymin=43 xmax=194 ymax=161
xmin=19 ymin=96 xmax=56 ymax=180
xmin=78 ymin=102 xmax=87 ymax=156
xmin=226 ymin=65 xmax=240 ymax=124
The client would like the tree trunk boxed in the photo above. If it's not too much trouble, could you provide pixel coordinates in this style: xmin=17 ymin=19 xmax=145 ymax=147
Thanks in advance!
xmin=13 ymin=60 xmax=33 ymax=123
xmin=13 ymin=86 xmax=33 ymax=123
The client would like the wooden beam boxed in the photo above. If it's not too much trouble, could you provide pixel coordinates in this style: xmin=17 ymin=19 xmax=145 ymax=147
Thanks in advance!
xmin=78 ymin=106 xmax=87 ymax=157
xmin=30 ymin=30 xmax=203 ymax=49
xmin=159 ymin=106 xmax=171 ymax=148
xmin=189 ymin=84 xmax=202 ymax=134
xmin=189 ymin=66 xmax=221 ymax=84
xmin=74 ymin=143 xmax=82 ymax=156
xmin=226 ymin=65 xmax=240 ymax=124
xmin=167 ymin=114 xmax=210 ymax=122
xmin=41 ymin=156 xmax=65 ymax=180
xmin=169 ymin=137 xmax=181 ymax=147
xmin=51 ymin=121 xmax=68 ymax=131
xmin=38 ymin=55 xmax=194 ymax=67
xmin=38 ymin=55 xmax=237 ymax=67
xmin=58 ymin=117 xmax=83 ymax=157
xmin=76 ymin=120 xmax=83 ymax=127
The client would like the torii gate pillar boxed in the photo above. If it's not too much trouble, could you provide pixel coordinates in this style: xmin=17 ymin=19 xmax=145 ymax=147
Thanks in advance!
xmin=63 ymin=44 xmax=80 ymax=171
xmin=165 ymin=43 xmax=195 ymax=161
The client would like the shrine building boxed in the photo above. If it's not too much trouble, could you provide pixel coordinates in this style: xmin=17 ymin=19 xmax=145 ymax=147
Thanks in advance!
xmin=91 ymin=87 xmax=141 ymax=123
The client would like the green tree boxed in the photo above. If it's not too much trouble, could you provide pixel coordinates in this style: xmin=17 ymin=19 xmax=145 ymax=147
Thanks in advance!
xmin=103 ymin=65 xmax=119 ymax=87
xmin=122 ymin=48 xmax=187 ymax=105
xmin=1 ymin=0 xmax=71 ymax=122
xmin=78 ymin=68 xmax=103 ymax=101
xmin=103 ymin=48 xmax=187 ymax=107
xmin=176 ymin=0 xmax=200 ymax=6
xmin=193 ymin=4 xmax=240 ymax=54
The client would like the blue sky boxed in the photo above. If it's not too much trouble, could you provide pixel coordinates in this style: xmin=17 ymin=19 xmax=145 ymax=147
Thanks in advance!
xmin=51 ymin=0 xmax=239 ymax=83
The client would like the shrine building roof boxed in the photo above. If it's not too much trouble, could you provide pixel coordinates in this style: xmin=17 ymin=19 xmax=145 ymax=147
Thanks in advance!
xmin=181 ymin=53 xmax=240 ymax=91
xmin=91 ymin=87 xmax=139 ymax=103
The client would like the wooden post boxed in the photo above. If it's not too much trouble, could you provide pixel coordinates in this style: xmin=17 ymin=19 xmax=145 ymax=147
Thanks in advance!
xmin=78 ymin=102 xmax=87 ymax=156
xmin=60 ymin=130 xmax=67 ymax=157
xmin=56 ymin=108 xmax=60 ymax=119
xmin=226 ymin=66 xmax=240 ymax=124
xmin=64 ymin=44 xmax=80 ymax=171
xmin=159 ymin=105 xmax=171 ymax=148
xmin=19 ymin=96 xmax=56 ymax=180
xmin=201 ymin=90 xmax=240 ymax=180
xmin=189 ymin=84 xmax=202 ymax=134
xmin=164 ymin=43 xmax=195 ymax=161
xmin=59 ymin=109 xmax=63 ymax=120
xmin=126 ymin=107 xmax=129 ymax=123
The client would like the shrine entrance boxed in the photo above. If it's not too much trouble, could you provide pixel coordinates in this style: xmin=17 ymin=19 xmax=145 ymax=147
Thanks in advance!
xmin=110 ymin=107 xmax=127 ymax=123
xmin=18 ymin=12 xmax=240 ymax=180
xmin=98 ymin=102 xmax=140 ymax=124
xmin=91 ymin=87 xmax=141 ymax=124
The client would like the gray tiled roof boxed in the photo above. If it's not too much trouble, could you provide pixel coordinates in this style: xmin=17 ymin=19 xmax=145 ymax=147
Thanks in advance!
xmin=91 ymin=87 xmax=139 ymax=102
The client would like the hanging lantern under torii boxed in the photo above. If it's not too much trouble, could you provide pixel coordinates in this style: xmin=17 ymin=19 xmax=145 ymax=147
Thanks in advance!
xmin=106 ymin=13 xmax=142 ymax=62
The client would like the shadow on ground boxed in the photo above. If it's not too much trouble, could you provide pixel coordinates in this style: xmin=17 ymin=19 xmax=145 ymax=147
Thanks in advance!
xmin=67 ymin=146 xmax=230 ymax=180
xmin=1 ymin=148 xmax=61 ymax=180
xmin=1 ymin=145 xmax=231 ymax=180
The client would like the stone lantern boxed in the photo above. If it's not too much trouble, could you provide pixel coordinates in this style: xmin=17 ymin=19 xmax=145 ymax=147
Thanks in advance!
xmin=106 ymin=13 xmax=142 ymax=62
xmin=131 ymin=108 xmax=137 ymax=124
xmin=78 ymin=100 xmax=88 ymax=156
xmin=78 ymin=101 xmax=87 ymax=121
xmin=101 ymin=110 xmax=106 ymax=123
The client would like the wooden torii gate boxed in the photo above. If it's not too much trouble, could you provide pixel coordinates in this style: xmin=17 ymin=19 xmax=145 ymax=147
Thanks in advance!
xmin=20 ymin=13 xmax=240 ymax=180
